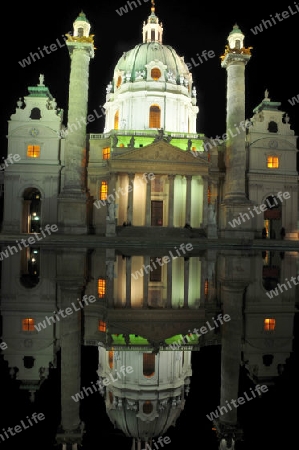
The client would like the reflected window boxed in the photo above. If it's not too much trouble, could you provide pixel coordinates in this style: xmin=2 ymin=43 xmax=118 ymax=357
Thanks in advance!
xmin=98 ymin=278 xmax=106 ymax=298
xmin=98 ymin=320 xmax=106 ymax=332
xmin=143 ymin=353 xmax=155 ymax=377
xmin=108 ymin=350 xmax=114 ymax=369
xmin=20 ymin=248 xmax=40 ymax=289
xmin=143 ymin=401 xmax=153 ymax=414
xmin=22 ymin=318 xmax=35 ymax=331
xmin=264 ymin=318 xmax=276 ymax=331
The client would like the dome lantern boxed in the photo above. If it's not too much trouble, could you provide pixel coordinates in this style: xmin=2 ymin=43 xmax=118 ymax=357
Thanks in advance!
xmin=142 ymin=0 xmax=163 ymax=44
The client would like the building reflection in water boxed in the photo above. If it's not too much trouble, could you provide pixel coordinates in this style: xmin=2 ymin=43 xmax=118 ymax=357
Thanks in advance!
xmin=0 ymin=246 xmax=298 ymax=450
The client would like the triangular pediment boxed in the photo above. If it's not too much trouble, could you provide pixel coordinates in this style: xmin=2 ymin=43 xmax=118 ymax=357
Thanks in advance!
xmin=112 ymin=140 xmax=209 ymax=165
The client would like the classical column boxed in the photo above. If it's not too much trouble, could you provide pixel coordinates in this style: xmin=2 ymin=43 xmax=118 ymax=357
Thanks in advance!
xmin=145 ymin=178 xmax=151 ymax=226
xmin=166 ymin=257 xmax=172 ymax=308
xmin=57 ymin=13 xmax=95 ymax=234
xmin=202 ymin=176 xmax=209 ymax=227
xmin=127 ymin=173 xmax=134 ymax=224
xmin=168 ymin=175 xmax=175 ymax=227
xmin=185 ymin=175 xmax=192 ymax=225
xmin=143 ymin=255 xmax=150 ymax=307
xmin=183 ymin=257 xmax=189 ymax=308
xmin=126 ymin=257 xmax=132 ymax=308
xmin=106 ymin=260 xmax=115 ymax=308
xmin=56 ymin=283 xmax=85 ymax=447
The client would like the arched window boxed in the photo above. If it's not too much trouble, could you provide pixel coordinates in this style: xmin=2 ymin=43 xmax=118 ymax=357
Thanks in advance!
xmin=22 ymin=188 xmax=41 ymax=233
xmin=116 ymin=76 xmax=122 ymax=89
xmin=268 ymin=121 xmax=278 ymax=133
xmin=29 ymin=108 xmax=41 ymax=120
xmin=143 ymin=401 xmax=153 ymax=414
xmin=151 ymin=68 xmax=161 ymax=81
xmin=114 ymin=111 xmax=119 ymax=130
xmin=20 ymin=247 xmax=40 ymax=288
xmin=149 ymin=105 xmax=161 ymax=128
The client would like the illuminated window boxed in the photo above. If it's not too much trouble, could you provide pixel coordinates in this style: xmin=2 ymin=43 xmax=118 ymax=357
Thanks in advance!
xmin=102 ymin=147 xmax=110 ymax=160
xmin=143 ymin=353 xmax=155 ymax=377
xmin=27 ymin=145 xmax=40 ymax=158
xmin=143 ymin=401 xmax=153 ymax=414
xmin=267 ymin=156 xmax=279 ymax=168
xmin=98 ymin=320 xmax=106 ymax=332
xmin=151 ymin=68 xmax=161 ymax=80
xmin=149 ymin=105 xmax=161 ymax=128
xmin=204 ymin=279 xmax=209 ymax=298
xmin=264 ymin=318 xmax=276 ymax=331
xmin=108 ymin=350 xmax=114 ymax=369
xmin=114 ymin=111 xmax=119 ymax=130
xmin=22 ymin=318 xmax=35 ymax=331
xmin=116 ymin=76 xmax=122 ymax=88
xmin=98 ymin=278 xmax=106 ymax=298
xmin=100 ymin=181 xmax=108 ymax=200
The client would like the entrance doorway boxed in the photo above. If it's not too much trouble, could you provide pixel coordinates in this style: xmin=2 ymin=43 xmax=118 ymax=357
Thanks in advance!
xmin=151 ymin=201 xmax=163 ymax=226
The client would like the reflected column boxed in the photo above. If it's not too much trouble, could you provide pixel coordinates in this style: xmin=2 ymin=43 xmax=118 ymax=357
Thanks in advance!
xmin=168 ymin=175 xmax=175 ymax=227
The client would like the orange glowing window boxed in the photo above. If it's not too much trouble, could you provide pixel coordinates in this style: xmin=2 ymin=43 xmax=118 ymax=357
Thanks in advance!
xmin=100 ymin=181 xmax=108 ymax=200
xmin=108 ymin=350 xmax=114 ymax=369
xmin=151 ymin=68 xmax=161 ymax=80
xmin=267 ymin=156 xmax=279 ymax=168
xmin=98 ymin=278 xmax=106 ymax=298
xmin=149 ymin=105 xmax=161 ymax=128
xmin=264 ymin=318 xmax=276 ymax=331
xmin=98 ymin=320 xmax=106 ymax=332
xmin=114 ymin=111 xmax=119 ymax=130
xmin=116 ymin=76 xmax=122 ymax=88
xmin=102 ymin=147 xmax=111 ymax=160
xmin=27 ymin=145 xmax=40 ymax=158
xmin=22 ymin=318 xmax=35 ymax=331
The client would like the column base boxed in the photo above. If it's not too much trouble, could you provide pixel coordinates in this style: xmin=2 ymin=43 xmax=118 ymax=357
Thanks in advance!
xmin=57 ymin=193 xmax=89 ymax=234
xmin=219 ymin=200 xmax=256 ymax=240
xmin=106 ymin=218 xmax=116 ymax=236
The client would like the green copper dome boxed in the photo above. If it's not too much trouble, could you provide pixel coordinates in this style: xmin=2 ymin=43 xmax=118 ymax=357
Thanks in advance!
xmin=114 ymin=42 xmax=190 ymax=83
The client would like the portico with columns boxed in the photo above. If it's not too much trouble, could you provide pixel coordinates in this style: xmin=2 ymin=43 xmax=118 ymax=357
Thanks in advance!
xmin=89 ymin=140 xmax=209 ymax=235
